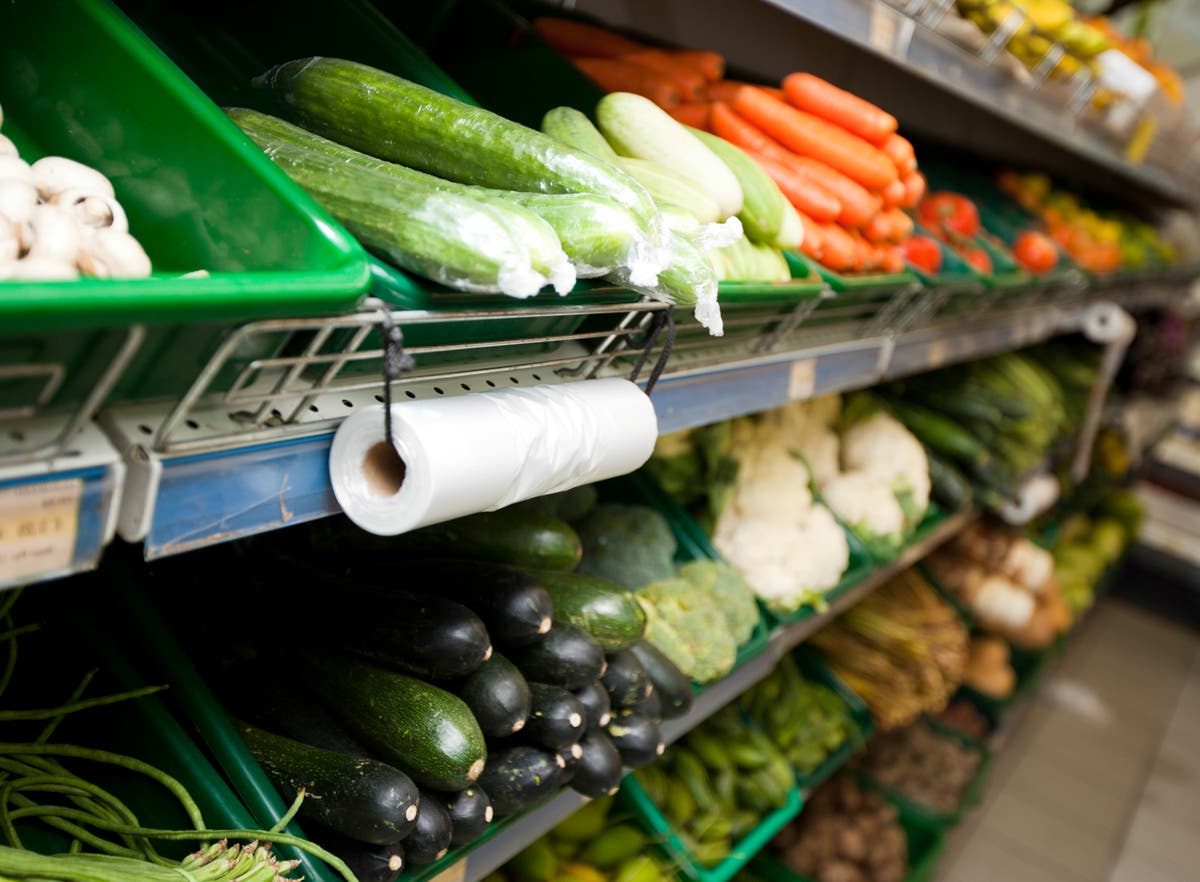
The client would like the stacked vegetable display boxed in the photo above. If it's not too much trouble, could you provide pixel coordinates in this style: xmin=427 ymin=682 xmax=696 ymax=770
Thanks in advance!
xmin=1052 ymin=489 xmax=1142 ymax=612
xmin=853 ymin=722 xmax=984 ymax=817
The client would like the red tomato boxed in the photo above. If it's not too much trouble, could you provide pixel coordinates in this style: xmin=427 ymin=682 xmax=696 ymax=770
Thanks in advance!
xmin=958 ymin=244 xmax=993 ymax=274
xmin=918 ymin=192 xmax=981 ymax=238
xmin=1013 ymin=230 xmax=1058 ymax=274
xmin=902 ymin=235 xmax=943 ymax=274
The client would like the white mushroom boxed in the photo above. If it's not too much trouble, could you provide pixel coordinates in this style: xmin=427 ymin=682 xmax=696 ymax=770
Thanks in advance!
xmin=26 ymin=204 xmax=82 ymax=264
xmin=0 ymin=180 xmax=37 ymax=230
xmin=0 ymin=156 xmax=33 ymax=185
xmin=30 ymin=156 xmax=114 ymax=201
xmin=77 ymin=228 xmax=151 ymax=279
xmin=0 ymin=215 xmax=19 ymax=266
xmin=8 ymin=257 xmax=79 ymax=280
xmin=53 ymin=188 xmax=128 ymax=233
xmin=0 ymin=135 xmax=16 ymax=158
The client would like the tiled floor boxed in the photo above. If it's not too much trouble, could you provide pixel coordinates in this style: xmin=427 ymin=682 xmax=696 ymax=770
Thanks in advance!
xmin=934 ymin=597 xmax=1200 ymax=882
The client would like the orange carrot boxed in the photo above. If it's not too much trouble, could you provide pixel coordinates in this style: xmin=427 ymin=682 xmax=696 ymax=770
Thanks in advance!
xmin=790 ymin=157 xmax=881 ymax=228
xmin=798 ymin=214 xmax=824 ymax=260
xmin=782 ymin=73 xmax=897 ymax=143
xmin=570 ymin=57 xmax=681 ymax=108
xmin=880 ymin=178 xmax=906 ymax=208
xmin=734 ymin=87 xmax=899 ymax=190
xmin=879 ymin=245 xmax=905 ymax=274
xmin=620 ymin=49 xmax=707 ymax=101
xmin=668 ymin=101 xmax=713 ymax=130
xmin=707 ymin=81 xmax=784 ymax=104
xmin=880 ymin=133 xmax=917 ymax=175
xmin=884 ymin=207 xmax=914 ymax=242
xmin=534 ymin=17 xmax=643 ymax=57
xmin=901 ymin=171 xmax=926 ymax=208
xmin=852 ymin=233 xmax=876 ymax=272
xmin=670 ymin=50 xmax=725 ymax=82
xmin=746 ymin=150 xmax=842 ymax=223
xmin=862 ymin=211 xmax=894 ymax=245
xmin=817 ymin=223 xmax=858 ymax=271
xmin=711 ymin=102 xmax=795 ymax=161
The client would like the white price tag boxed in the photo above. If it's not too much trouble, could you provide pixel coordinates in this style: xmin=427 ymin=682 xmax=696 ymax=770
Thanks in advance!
xmin=429 ymin=861 xmax=467 ymax=882
xmin=788 ymin=359 xmax=816 ymax=400
xmin=869 ymin=3 xmax=897 ymax=53
xmin=927 ymin=338 xmax=948 ymax=369
xmin=0 ymin=478 xmax=82 ymax=582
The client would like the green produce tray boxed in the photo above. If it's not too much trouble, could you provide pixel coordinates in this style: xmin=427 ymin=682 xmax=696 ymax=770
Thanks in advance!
xmin=904 ymin=223 xmax=988 ymax=293
xmin=789 ymin=646 xmax=874 ymax=793
xmin=821 ymin=493 xmax=952 ymax=567
xmin=763 ymin=527 xmax=874 ymax=630
xmin=854 ymin=722 xmax=992 ymax=828
xmin=620 ymin=766 xmax=804 ymax=882
xmin=1 ymin=0 xmax=371 ymax=332
xmin=745 ymin=803 xmax=944 ymax=882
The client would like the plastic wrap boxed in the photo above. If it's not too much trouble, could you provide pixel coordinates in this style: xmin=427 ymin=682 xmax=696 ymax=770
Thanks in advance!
xmin=608 ymin=231 xmax=723 ymax=335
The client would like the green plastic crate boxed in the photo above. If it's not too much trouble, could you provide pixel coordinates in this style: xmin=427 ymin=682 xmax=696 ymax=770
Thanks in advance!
xmin=620 ymin=760 xmax=804 ymax=882
xmin=788 ymin=646 xmax=874 ymax=793
xmin=1 ymin=0 xmax=371 ymax=333
xmin=745 ymin=804 xmax=944 ymax=882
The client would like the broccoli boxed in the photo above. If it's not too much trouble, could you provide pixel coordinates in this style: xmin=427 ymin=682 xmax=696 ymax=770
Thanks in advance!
xmin=638 ymin=576 xmax=738 ymax=683
xmin=637 ymin=589 xmax=698 ymax=676
xmin=576 ymin=503 xmax=678 ymax=590
xmin=676 ymin=560 xmax=759 ymax=645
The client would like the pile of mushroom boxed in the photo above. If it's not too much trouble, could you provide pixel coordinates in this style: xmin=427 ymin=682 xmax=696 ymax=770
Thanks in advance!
xmin=0 ymin=103 xmax=152 ymax=281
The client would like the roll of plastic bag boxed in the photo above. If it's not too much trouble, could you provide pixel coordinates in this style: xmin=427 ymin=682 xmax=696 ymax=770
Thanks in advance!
xmin=329 ymin=378 xmax=658 ymax=535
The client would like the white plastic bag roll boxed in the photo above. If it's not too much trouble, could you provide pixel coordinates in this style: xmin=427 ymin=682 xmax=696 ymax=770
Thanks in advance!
xmin=329 ymin=377 xmax=658 ymax=535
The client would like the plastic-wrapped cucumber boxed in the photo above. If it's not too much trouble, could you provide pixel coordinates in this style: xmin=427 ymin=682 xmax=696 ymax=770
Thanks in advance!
xmin=230 ymin=109 xmax=568 ymax=296
xmin=618 ymin=158 xmax=720 ymax=224
xmin=609 ymin=232 xmax=722 ymax=336
xmin=659 ymin=204 xmax=743 ymax=252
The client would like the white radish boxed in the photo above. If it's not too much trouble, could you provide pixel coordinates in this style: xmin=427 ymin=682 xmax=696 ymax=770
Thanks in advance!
xmin=26 ymin=204 xmax=82 ymax=264
xmin=0 ymin=156 xmax=33 ymax=185
xmin=0 ymin=135 xmax=16 ymax=158
xmin=31 ymin=156 xmax=114 ymax=201
xmin=9 ymin=257 xmax=78 ymax=280
xmin=54 ymin=188 xmax=128 ymax=233
xmin=0 ymin=180 xmax=37 ymax=229
xmin=77 ymin=228 xmax=151 ymax=279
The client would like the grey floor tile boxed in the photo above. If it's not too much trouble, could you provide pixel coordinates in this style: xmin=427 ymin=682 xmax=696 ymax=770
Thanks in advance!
xmin=1001 ymin=746 xmax=1139 ymax=838
xmin=1110 ymin=849 xmax=1193 ymax=882
xmin=935 ymin=830 xmax=1090 ymax=882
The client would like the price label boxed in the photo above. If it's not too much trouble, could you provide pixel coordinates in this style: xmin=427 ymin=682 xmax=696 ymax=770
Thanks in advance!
xmin=428 ymin=861 xmax=466 ymax=882
xmin=0 ymin=478 xmax=82 ymax=583
xmin=869 ymin=4 xmax=897 ymax=53
xmin=788 ymin=359 xmax=816 ymax=400
xmin=927 ymin=338 xmax=948 ymax=369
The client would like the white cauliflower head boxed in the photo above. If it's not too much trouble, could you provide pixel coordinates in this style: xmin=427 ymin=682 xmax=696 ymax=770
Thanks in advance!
xmin=730 ymin=438 xmax=813 ymax=522
xmin=842 ymin=411 xmax=931 ymax=513
xmin=821 ymin=470 xmax=905 ymax=540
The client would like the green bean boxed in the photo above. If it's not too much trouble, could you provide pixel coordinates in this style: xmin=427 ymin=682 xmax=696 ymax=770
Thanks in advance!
xmin=38 ymin=671 xmax=98 ymax=746
xmin=0 ymin=686 xmax=167 ymax=723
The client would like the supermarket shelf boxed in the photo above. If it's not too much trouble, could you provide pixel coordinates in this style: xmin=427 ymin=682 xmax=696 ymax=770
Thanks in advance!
xmin=0 ymin=421 xmax=125 ymax=590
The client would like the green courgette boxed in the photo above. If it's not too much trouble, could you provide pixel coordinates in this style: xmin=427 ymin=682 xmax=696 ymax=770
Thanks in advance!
xmin=512 ymin=622 xmax=606 ymax=691
xmin=573 ymin=681 xmax=613 ymax=730
xmin=440 ymin=786 xmax=494 ymax=846
xmin=522 ymin=683 xmax=587 ymax=750
xmin=302 ymin=650 xmax=486 ymax=791
xmin=407 ymin=790 xmax=453 ymax=865
xmin=531 ymin=570 xmax=646 ymax=652
xmin=478 ymin=746 xmax=565 ymax=816
xmin=601 ymin=650 xmax=653 ymax=709
xmin=388 ymin=510 xmax=583 ymax=572
xmin=570 ymin=731 xmax=624 ymax=798
xmin=452 ymin=652 xmax=531 ymax=738
xmin=606 ymin=711 xmax=665 ymax=769
xmin=628 ymin=641 xmax=693 ymax=720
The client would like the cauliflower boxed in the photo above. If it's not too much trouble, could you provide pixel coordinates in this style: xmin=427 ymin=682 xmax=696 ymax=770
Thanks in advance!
xmin=730 ymin=439 xmax=813 ymax=522
xmin=637 ymin=577 xmax=737 ymax=682
xmin=841 ymin=411 xmax=931 ymax=517
xmin=771 ymin=400 xmax=842 ymax=486
xmin=676 ymin=559 xmax=759 ymax=644
xmin=576 ymin=503 xmax=677 ymax=590
xmin=821 ymin=470 xmax=905 ymax=554
xmin=809 ymin=394 xmax=842 ymax=428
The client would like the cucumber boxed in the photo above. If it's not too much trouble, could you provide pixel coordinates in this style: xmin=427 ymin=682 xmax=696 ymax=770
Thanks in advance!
xmin=301 ymin=651 xmax=486 ymax=791
xmin=597 ymin=92 xmax=743 ymax=217
xmin=440 ymin=786 xmax=494 ymax=846
xmin=628 ymin=642 xmax=693 ymax=720
xmin=255 ymin=58 xmax=661 ymax=228
xmin=407 ymin=791 xmax=453 ymax=865
xmin=479 ymin=746 xmax=566 ymax=816
xmin=452 ymin=653 xmax=531 ymax=738
xmin=606 ymin=711 xmax=665 ymax=769
xmin=229 ymin=109 xmax=545 ymax=297
xmin=573 ymin=681 xmax=613 ymax=730
xmin=388 ymin=510 xmax=583 ymax=572
xmin=542 ymin=106 xmax=619 ymax=161
xmin=313 ymin=831 xmax=404 ymax=882
xmin=618 ymin=157 xmax=721 ymax=224
xmin=570 ymin=731 xmax=624 ymax=798
xmin=501 ymin=191 xmax=648 ymax=278
xmin=523 ymin=683 xmax=587 ymax=750
xmin=601 ymin=650 xmax=653 ymax=709
xmin=532 ymin=570 xmax=646 ymax=652
xmin=689 ymin=128 xmax=786 ymax=244
xmin=239 ymin=724 xmax=418 ymax=845
xmin=512 ymin=623 xmax=606 ymax=691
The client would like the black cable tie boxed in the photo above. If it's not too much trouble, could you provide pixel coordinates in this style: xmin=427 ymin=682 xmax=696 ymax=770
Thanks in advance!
xmin=629 ymin=309 xmax=676 ymax=396
xmin=375 ymin=306 xmax=416 ymax=448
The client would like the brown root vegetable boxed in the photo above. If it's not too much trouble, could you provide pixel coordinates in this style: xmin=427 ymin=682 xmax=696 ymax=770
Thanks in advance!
xmin=817 ymin=860 xmax=867 ymax=882
xmin=836 ymin=826 xmax=867 ymax=862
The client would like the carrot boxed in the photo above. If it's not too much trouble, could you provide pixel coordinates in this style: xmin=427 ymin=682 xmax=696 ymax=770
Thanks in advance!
xmin=816 ymin=223 xmax=857 ymax=271
xmin=790 ymin=157 xmax=881 ymax=228
xmin=570 ymin=57 xmax=681 ymax=108
xmin=746 ymin=150 xmax=842 ymax=223
xmin=852 ymin=233 xmax=876 ymax=272
xmin=879 ymin=245 xmax=905 ymax=274
xmin=533 ymin=17 xmax=643 ymax=57
xmin=798 ymin=214 xmax=824 ymax=260
xmin=782 ymin=73 xmax=897 ymax=143
xmin=620 ymin=49 xmax=707 ymax=101
xmin=880 ymin=133 xmax=917 ymax=175
xmin=734 ymin=87 xmax=899 ymax=190
xmin=884 ymin=207 xmax=914 ymax=242
xmin=880 ymin=178 xmax=906 ymax=208
xmin=668 ymin=101 xmax=713 ymax=130
xmin=711 ymin=102 xmax=794 ymax=160
xmin=901 ymin=171 xmax=926 ymax=209
xmin=862 ymin=211 xmax=894 ymax=245
xmin=707 ymin=81 xmax=784 ymax=104
xmin=670 ymin=50 xmax=725 ymax=82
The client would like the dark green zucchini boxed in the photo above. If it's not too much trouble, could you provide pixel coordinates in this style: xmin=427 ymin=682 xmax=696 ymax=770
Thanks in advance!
xmin=301 ymin=650 xmax=486 ymax=791
xmin=570 ymin=731 xmax=624 ymax=798
xmin=512 ymin=623 xmax=606 ymax=691
xmin=629 ymin=641 xmax=693 ymax=720
xmin=554 ymin=742 xmax=584 ymax=789
xmin=606 ymin=711 xmax=665 ymax=769
xmin=523 ymin=684 xmax=586 ymax=750
xmin=627 ymin=687 xmax=662 ymax=721
xmin=478 ymin=746 xmax=566 ymax=816
xmin=573 ymin=681 xmax=613 ymax=731
xmin=406 ymin=792 xmax=453 ymax=865
xmin=313 ymin=830 xmax=404 ymax=882
xmin=601 ymin=650 xmax=653 ymax=709
xmin=440 ymin=786 xmax=494 ymax=846
xmin=239 ymin=724 xmax=418 ymax=845
xmin=531 ymin=570 xmax=646 ymax=651
xmin=452 ymin=653 xmax=531 ymax=738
